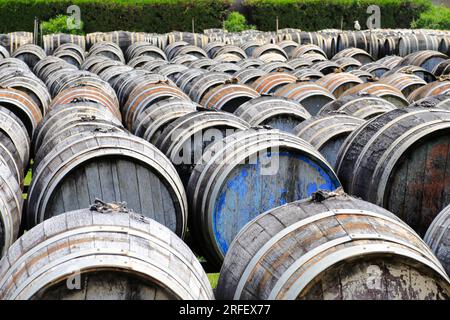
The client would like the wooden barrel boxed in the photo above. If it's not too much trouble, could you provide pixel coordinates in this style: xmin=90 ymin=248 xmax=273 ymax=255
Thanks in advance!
xmin=301 ymin=52 xmax=327 ymax=63
xmin=0 ymin=57 xmax=28 ymax=70
xmin=123 ymin=82 xmax=190 ymax=129
xmin=12 ymin=44 xmax=46 ymax=69
xmin=208 ymin=62 xmax=241 ymax=74
xmin=99 ymin=65 xmax=134 ymax=84
xmin=54 ymin=50 xmax=84 ymax=68
xmin=233 ymin=68 xmax=267 ymax=85
xmin=32 ymin=102 xmax=123 ymax=156
xmin=398 ymin=35 xmax=441 ymax=57
xmin=318 ymin=93 xmax=397 ymax=119
xmin=233 ymin=96 xmax=311 ymax=133
xmin=53 ymin=43 xmax=85 ymax=60
xmin=259 ymin=61 xmax=294 ymax=73
xmin=87 ymin=42 xmax=125 ymax=64
xmin=425 ymin=204 xmax=450 ymax=276
xmin=211 ymin=45 xmax=246 ymax=60
xmin=127 ymin=55 xmax=156 ymax=68
xmin=252 ymin=44 xmax=288 ymax=62
xmin=0 ymin=130 xmax=23 ymax=184
xmin=286 ymin=57 xmax=313 ymax=70
xmin=377 ymin=55 xmax=402 ymax=69
xmin=359 ymin=62 xmax=390 ymax=78
xmin=171 ymin=54 xmax=199 ymax=65
xmin=278 ymin=40 xmax=299 ymax=58
xmin=187 ymin=72 xmax=232 ymax=103
xmin=408 ymin=93 xmax=450 ymax=110
xmin=332 ymin=57 xmax=362 ymax=71
xmin=43 ymin=33 xmax=86 ymax=54
xmin=295 ymin=114 xmax=365 ymax=167
xmin=433 ymin=59 xmax=450 ymax=77
xmin=175 ymin=68 xmax=206 ymax=93
xmin=398 ymin=50 xmax=448 ymax=73
xmin=187 ymin=128 xmax=341 ymax=268
xmin=26 ymin=130 xmax=188 ymax=236
xmin=0 ymin=45 xmax=9 ymax=59
xmin=348 ymin=69 xmax=376 ymax=82
xmin=89 ymin=59 xmax=123 ymax=76
xmin=49 ymin=85 xmax=121 ymax=120
xmin=165 ymin=41 xmax=189 ymax=59
xmin=310 ymin=60 xmax=341 ymax=75
xmin=251 ymin=72 xmax=298 ymax=95
xmin=236 ymin=58 xmax=264 ymax=69
xmin=408 ymin=81 xmax=450 ymax=102
xmin=34 ymin=57 xmax=77 ymax=81
xmin=156 ymin=63 xmax=188 ymax=81
xmin=382 ymin=65 xmax=437 ymax=83
xmin=335 ymin=108 xmax=450 ymax=236
xmin=81 ymin=55 xmax=113 ymax=73
xmin=0 ymin=105 xmax=30 ymax=170
xmin=0 ymin=32 xmax=33 ymax=54
xmin=291 ymin=68 xmax=324 ymax=81
xmin=341 ymin=82 xmax=409 ymax=108
xmin=274 ymin=82 xmax=335 ymax=115
xmin=336 ymin=31 xmax=371 ymax=53
xmin=199 ymin=84 xmax=260 ymax=112
xmin=0 ymin=88 xmax=42 ymax=137
xmin=125 ymin=42 xmax=167 ymax=62
xmin=380 ymin=73 xmax=427 ymax=100
xmin=168 ymin=45 xmax=207 ymax=61
xmin=291 ymin=44 xmax=327 ymax=59
xmin=133 ymin=98 xmax=197 ymax=144
xmin=0 ymin=71 xmax=51 ymax=115
xmin=0 ymin=161 xmax=22 ymax=257
xmin=155 ymin=111 xmax=250 ymax=185
xmin=0 ymin=201 xmax=214 ymax=300
xmin=332 ymin=48 xmax=374 ymax=65
xmin=189 ymin=58 xmax=218 ymax=69
xmin=315 ymin=73 xmax=363 ymax=97
xmin=216 ymin=189 xmax=450 ymax=300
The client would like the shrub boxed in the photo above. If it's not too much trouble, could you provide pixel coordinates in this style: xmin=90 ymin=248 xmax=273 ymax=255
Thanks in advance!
xmin=411 ymin=5 xmax=450 ymax=30
xmin=242 ymin=0 xmax=432 ymax=31
xmin=41 ymin=15 xmax=84 ymax=35
xmin=224 ymin=11 xmax=255 ymax=32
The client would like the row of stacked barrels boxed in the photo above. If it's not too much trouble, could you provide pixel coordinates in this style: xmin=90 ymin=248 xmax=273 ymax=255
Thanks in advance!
xmin=0 ymin=31 xmax=448 ymax=299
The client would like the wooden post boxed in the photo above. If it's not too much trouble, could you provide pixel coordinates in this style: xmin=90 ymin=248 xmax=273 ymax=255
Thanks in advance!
xmin=340 ymin=16 xmax=343 ymax=30
xmin=33 ymin=17 xmax=39 ymax=45
xmin=276 ymin=16 xmax=279 ymax=33
xmin=192 ymin=17 xmax=195 ymax=34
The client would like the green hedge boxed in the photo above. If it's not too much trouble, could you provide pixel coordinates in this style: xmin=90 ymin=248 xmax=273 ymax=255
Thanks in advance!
xmin=412 ymin=5 xmax=450 ymax=30
xmin=242 ymin=0 xmax=432 ymax=31
xmin=0 ymin=0 xmax=232 ymax=33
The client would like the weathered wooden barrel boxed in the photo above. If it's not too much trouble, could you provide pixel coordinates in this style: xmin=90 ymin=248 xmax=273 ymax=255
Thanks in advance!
xmin=377 ymin=55 xmax=402 ymax=69
xmin=99 ymin=65 xmax=134 ymax=84
xmin=26 ymin=130 xmax=188 ymax=236
xmin=127 ymin=55 xmax=156 ymax=68
xmin=433 ymin=59 xmax=450 ymax=77
xmin=335 ymin=108 xmax=450 ymax=236
xmin=187 ymin=128 xmax=341 ymax=268
xmin=291 ymin=68 xmax=324 ymax=81
xmin=0 ymin=45 xmax=9 ymax=59
xmin=251 ymin=72 xmax=298 ymax=95
xmin=332 ymin=48 xmax=374 ymax=65
xmin=204 ymin=41 xmax=225 ymax=58
xmin=42 ymin=33 xmax=86 ymax=54
xmin=12 ymin=44 xmax=46 ymax=68
xmin=332 ymin=57 xmax=362 ymax=71
xmin=0 ymin=161 xmax=22 ymax=256
xmin=156 ymin=63 xmax=188 ymax=81
xmin=0 ymin=32 xmax=33 ymax=54
xmin=233 ymin=96 xmax=311 ymax=132
xmin=359 ymin=62 xmax=390 ymax=78
xmin=166 ymin=31 xmax=208 ymax=47
xmin=341 ymin=82 xmax=409 ymax=107
xmin=125 ymin=42 xmax=167 ymax=61
xmin=274 ymin=82 xmax=335 ymax=115
xmin=175 ymin=68 xmax=206 ymax=93
xmin=168 ymin=45 xmax=207 ymax=61
xmin=0 ymin=88 xmax=42 ymax=137
xmin=187 ymin=72 xmax=232 ymax=103
xmin=239 ymin=41 xmax=263 ymax=57
xmin=155 ymin=111 xmax=250 ymax=185
xmin=398 ymin=50 xmax=448 ymax=73
xmin=382 ymin=65 xmax=436 ymax=83
xmin=208 ymin=62 xmax=241 ymax=74
xmin=425 ymin=204 xmax=450 ymax=276
xmin=123 ymin=82 xmax=190 ymax=129
xmin=301 ymin=52 xmax=328 ymax=63
xmin=165 ymin=41 xmax=189 ymax=59
xmin=286 ymin=57 xmax=313 ymax=70
xmin=380 ymin=73 xmax=427 ymax=99
xmin=34 ymin=57 xmax=77 ymax=81
xmin=199 ymin=84 xmax=260 ymax=112
xmin=259 ymin=61 xmax=294 ymax=73
xmin=0 ymin=201 xmax=214 ymax=300
xmin=315 ymin=73 xmax=363 ymax=97
xmin=278 ymin=40 xmax=299 ymax=57
xmin=408 ymin=93 xmax=450 ymax=110
xmin=0 ymin=105 xmax=30 ymax=170
xmin=89 ymin=59 xmax=123 ymax=76
xmin=252 ymin=44 xmax=288 ymax=62
xmin=87 ymin=42 xmax=125 ymax=63
xmin=0 ymin=72 xmax=51 ymax=115
xmin=398 ymin=35 xmax=442 ymax=57
xmin=0 ymin=57 xmax=28 ymax=70
xmin=0 ymin=131 xmax=23 ymax=184
xmin=233 ymin=68 xmax=267 ymax=85
xmin=211 ymin=45 xmax=247 ymax=60
xmin=294 ymin=114 xmax=365 ymax=167
xmin=318 ymin=93 xmax=397 ymax=119
xmin=53 ymin=49 xmax=84 ymax=68
xmin=236 ymin=58 xmax=264 ymax=69
xmin=53 ymin=43 xmax=85 ymax=60
xmin=216 ymin=189 xmax=450 ymax=300
xmin=133 ymin=98 xmax=197 ymax=144
xmin=310 ymin=60 xmax=340 ymax=75
xmin=336 ymin=31 xmax=372 ymax=53
xmin=189 ymin=58 xmax=218 ymax=69
xmin=32 ymin=102 xmax=123 ymax=156
xmin=291 ymin=44 xmax=327 ymax=59
xmin=49 ymin=85 xmax=121 ymax=120
xmin=170 ymin=54 xmax=199 ymax=65
xmin=348 ymin=69 xmax=376 ymax=82
xmin=81 ymin=55 xmax=114 ymax=73
xmin=408 ymin=81 xmax=450 ymax=102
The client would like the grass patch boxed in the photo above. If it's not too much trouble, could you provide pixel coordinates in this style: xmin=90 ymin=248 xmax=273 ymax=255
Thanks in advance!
xmin=207 ymin=273 xmax=220 ymax=289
